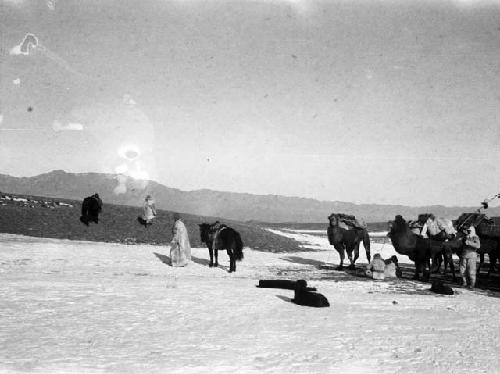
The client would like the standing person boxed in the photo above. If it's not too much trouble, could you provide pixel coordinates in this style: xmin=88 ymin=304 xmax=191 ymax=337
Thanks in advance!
xmin=80 ymin=193 xmax=103 ymax=225
xmin=138 ymin=195 xmax=156 ymax=226
xmin=460 ymin=225 xmax=480 ymax=289
xmin=170 ymin=213 xmax=191 ymax=267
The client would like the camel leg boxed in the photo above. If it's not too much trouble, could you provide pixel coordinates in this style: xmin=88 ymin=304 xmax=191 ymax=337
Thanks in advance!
xmin=214 ymin=249 xmax=219 ymax=267
xmin=430 ymin=254 xmax=441 ymax=273
xmin=413 ymin=262 xmax=421 ymax=280
xmin=413 ymin=260 xmax=424 ymax=280
xmin=449 ymin=259 xmax=456 ymax=282
xmin=347 ymin=249 xmax=355 ymax=270
xmin=488 ymin=252 xmax=497 ymax=277
xmin=350 ymin=244 xmax=360 ymax=270
xmin=423 ymin=261 xmax=431 ymax=282
xmin=477 ymin=252 xmax=484 ymax=276
xmin=336 ymin=246 xmax=345 ymax=270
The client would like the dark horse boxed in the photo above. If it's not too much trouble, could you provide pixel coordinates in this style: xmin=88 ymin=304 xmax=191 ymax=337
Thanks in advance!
xmin=388 ymin=215 xmax=431 ymax=281
xmin=80 ymin=194 xmax=103 ymax=226
xmin=327 ymin=215 xmax=371 ymax=270
xmin=199 ymin=223 xmax=244 ymax=273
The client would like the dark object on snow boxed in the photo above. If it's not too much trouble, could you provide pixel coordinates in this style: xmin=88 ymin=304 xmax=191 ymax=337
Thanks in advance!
xmin=430 ymin=280 xmax=454 ymax=295
xmin=292 ymin=280 xmax=330 ymax=308
xmin=199 ymin=222 xmax=244 ymax=273
xmin=80 ymin=193 xmax=103 ymax=226
xmin=257 ymin=279 xmax=317 ymax=292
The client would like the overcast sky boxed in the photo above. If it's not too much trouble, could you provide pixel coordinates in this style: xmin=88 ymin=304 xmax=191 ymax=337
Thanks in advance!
xmin=1 ymin=0 xmax=499 ymax=206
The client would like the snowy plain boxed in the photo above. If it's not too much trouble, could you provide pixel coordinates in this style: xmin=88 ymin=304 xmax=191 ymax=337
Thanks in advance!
xmin=0 ymin=230 xmax=499 ymax=374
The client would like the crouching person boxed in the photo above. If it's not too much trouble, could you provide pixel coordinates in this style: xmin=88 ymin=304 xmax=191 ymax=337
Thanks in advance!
xmin=365 ymin=253 xmax=386 ymax=280
xmin=460 ymin=225 xmax=480 ymax=289
xmin=384 ymin=255 xmax=402 ymax=278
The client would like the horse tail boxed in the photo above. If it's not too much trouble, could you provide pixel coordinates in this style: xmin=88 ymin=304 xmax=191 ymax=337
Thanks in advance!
xmin=233 ymin=230 xmax=244 ymax=261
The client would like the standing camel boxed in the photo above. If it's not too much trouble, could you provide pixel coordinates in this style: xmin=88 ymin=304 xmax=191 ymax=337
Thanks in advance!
xmin=387 ymin=215 xmax=431 ymax=281
xmin=327 ymin=214 xmax=371 ymax=270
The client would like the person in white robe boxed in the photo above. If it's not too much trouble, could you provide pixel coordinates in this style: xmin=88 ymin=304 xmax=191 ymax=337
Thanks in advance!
xmin=170 ymin=213 xmax=191 ymax=267
xmin=141 ymin=195 xmax=157 ymax=223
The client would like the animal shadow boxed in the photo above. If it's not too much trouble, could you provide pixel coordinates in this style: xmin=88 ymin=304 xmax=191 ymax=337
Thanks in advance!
xmin=282 ymin=256 xmax=326 ymax=268
xmin=276 ymin=295 xmax=293 ymax=303
xmin=190 ymin=255 xmax=211 ymax=267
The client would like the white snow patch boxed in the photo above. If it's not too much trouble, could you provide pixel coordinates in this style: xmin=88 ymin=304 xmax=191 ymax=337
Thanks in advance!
xmin=0 ymin=233 xmax=498 ymax=373
xmin=267 ymin=228 xmax=410 ymax=264
xmin=12 ymin=197 xmax=28 ymax=202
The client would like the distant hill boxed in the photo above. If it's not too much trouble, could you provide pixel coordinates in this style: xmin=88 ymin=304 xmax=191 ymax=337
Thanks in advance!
xmin=0 ymin=170 xmax=498 ymax=223
xmin=0 ymin=191 xmax=301 ymax=252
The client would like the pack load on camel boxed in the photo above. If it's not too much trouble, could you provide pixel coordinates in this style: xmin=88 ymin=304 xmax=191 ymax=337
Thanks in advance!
xmin=327 ymin=213 xmax=367 ymax=230
xmin=455 ymin=212 xmax=500 ymax=240
xmin=408 ymin=213 xmax=456 ymax=240
xmin=463 ymin=192 xmax=500 ymax=238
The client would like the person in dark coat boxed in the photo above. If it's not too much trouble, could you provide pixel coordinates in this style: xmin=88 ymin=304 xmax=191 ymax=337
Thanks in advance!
xmin=80 ymin=193 xmax=103 ymax=225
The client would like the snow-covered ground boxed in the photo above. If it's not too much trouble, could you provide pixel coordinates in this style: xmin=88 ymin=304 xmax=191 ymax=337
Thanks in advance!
xmin=0 ymin=232 xmax=499 ymax=374
xmin=267 ymin=228 xmax=413 ymax=263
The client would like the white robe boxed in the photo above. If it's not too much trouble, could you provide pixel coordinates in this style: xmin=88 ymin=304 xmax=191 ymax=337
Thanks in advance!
xmin=170 ymin=220 xmax=191 ymax=266
xmin=142 ymin=200 xmax=157 ymax=221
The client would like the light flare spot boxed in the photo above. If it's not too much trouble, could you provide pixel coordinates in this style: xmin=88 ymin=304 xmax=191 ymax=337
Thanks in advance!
xmin=118 ymin=144 xmax=141 ymax=161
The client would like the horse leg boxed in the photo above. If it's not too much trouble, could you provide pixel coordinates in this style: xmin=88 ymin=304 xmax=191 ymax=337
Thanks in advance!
xmin=214 ymin=249 xmax=219 ymax=267
xmin=445 ymin=252 xmax=457 ymax=282
xmin=209 ymin=248 xmax=214 ymax=267
xmin=228 ymin=250 xmax=235 ymax=273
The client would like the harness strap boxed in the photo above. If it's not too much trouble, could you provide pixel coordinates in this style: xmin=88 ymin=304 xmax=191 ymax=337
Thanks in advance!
xmin=212 ymin=226 xmax=227 ymax=249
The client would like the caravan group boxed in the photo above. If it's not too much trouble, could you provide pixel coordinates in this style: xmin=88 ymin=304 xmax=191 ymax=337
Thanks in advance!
xmin=393 ymin=213 xmax=484 ymax=288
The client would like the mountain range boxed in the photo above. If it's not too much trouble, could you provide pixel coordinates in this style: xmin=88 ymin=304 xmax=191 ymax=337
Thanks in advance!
xmin=0 ymin=170 xmax=497 ymax=223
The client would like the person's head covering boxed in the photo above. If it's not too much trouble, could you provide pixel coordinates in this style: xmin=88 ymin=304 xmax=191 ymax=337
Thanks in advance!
xmin=390 ymin=255 xmax=399 ymax=264
xmin=466 ymin=225 xmax=477 ymax=237
xmin=373 ymin=253 xmax=382 ymax=260
xmin=173 ymin=213 xmax=181 ymax=221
